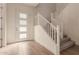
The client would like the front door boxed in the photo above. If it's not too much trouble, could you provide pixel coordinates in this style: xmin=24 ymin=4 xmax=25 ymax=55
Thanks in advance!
xmin=15 ymin=6 xmax=34 ymax=42
xmin=16 ymin=12 xmax=28 ymax=42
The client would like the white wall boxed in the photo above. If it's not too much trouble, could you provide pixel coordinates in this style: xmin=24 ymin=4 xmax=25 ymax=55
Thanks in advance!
xmin=36 ymin=3 xmax=56 ymax=23
xmin=7 ymin=4 xmax=36 ymax=44
xmin=0 ymin=4 xmax=7 ymax=47
xmin=2 ymin=4 xmax=7 ymax=46
xmin=56 ymin=3 xmax=79 ymax=45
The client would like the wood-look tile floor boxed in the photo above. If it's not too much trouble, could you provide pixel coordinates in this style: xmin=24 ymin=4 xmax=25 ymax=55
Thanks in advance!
xmin=0 ymin=41 xmax=53 ymax=55
xmin=61 ymin=45 xmax=79 ymax=55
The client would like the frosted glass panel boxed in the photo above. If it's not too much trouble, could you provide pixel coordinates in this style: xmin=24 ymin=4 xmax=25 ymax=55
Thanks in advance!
xmin=19 ymin=20 xmax=27 ymax=25
xmin=19 ymin=13 xmax=27 ymax=19
xmin=0 ymin=17 xmax=1 ymax=40
xmin=19 ymin=27 xmax=27 ymax=32
xmin=0 ymin=30 xmax=1 ymax=39
xmin=19 ymin=33 xmax=27 ymax=39
xmin=0 ymin=11 xmax=1 ymax=17
xmin=0 ymin=19 xmax=1 ymax=28
xmin=0 ymin=19 xmax=1 ymax=39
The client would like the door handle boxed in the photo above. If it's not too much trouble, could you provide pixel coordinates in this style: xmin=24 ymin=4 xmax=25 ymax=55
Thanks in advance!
xmin=0 ymin=17 xmax=2 ymax=19
xmin=0 ymin=28 xmax=2 ymax=30
xmin=16 ymin=27 xmax=18 ymax=31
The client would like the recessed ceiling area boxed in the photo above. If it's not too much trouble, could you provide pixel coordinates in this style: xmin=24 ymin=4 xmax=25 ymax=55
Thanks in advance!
xmin=24 ymin=3 xmax=39 ymax=7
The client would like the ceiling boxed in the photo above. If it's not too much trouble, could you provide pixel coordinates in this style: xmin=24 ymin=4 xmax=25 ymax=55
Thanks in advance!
xmin=24 ymin=3 xmax=39 ymax=7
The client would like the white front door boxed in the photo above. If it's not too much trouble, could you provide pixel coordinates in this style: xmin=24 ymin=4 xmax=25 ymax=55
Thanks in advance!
xmin=14 ymin=6 xmax=35 ymax=42
xmin=16 ymin=12 xmax=28 ymax=42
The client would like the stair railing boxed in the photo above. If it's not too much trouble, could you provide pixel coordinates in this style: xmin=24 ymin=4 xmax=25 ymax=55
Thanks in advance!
xmin=51 ymin=13 xmax=63 ymax=40
xmin=37 ymin=13 xmax=60 ymax=55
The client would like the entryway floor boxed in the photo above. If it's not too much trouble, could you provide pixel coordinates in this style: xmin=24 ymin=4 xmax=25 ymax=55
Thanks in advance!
xmin=0 ymin=41 xmax=53 ymax=55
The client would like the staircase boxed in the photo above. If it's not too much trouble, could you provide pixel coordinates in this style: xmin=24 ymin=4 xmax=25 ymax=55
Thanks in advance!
xmin=60 ymin=35 xmax=75 ymax=51
xmin=35 ymin=13 xmax=60 ymax=55
xmin=35 ymin=13 xmax=75 ymax=54
xmin=51 ymin=13 xmax=75 ymax=52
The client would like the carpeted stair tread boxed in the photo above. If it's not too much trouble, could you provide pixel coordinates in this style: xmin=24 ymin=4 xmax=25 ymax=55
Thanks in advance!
xmin=60 ymin=37 xmax=70 ymax=45
xmin=60 ymin=40 xmax=75 ymax=51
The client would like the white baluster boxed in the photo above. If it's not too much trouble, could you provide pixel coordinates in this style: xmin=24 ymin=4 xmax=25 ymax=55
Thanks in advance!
xmin=56 ymin=25 xmax=60 ymax=55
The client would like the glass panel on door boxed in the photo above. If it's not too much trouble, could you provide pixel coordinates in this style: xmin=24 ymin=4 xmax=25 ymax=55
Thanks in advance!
xmin=19 ymin=20 xmax=27 ymax=25
xmin=19 ymin=27 xmax=27 ymax=32
xmin=19 ymin=33 xmax=27 ymax=39
xmin=19 ymin=13 xmax=27 ymax=19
